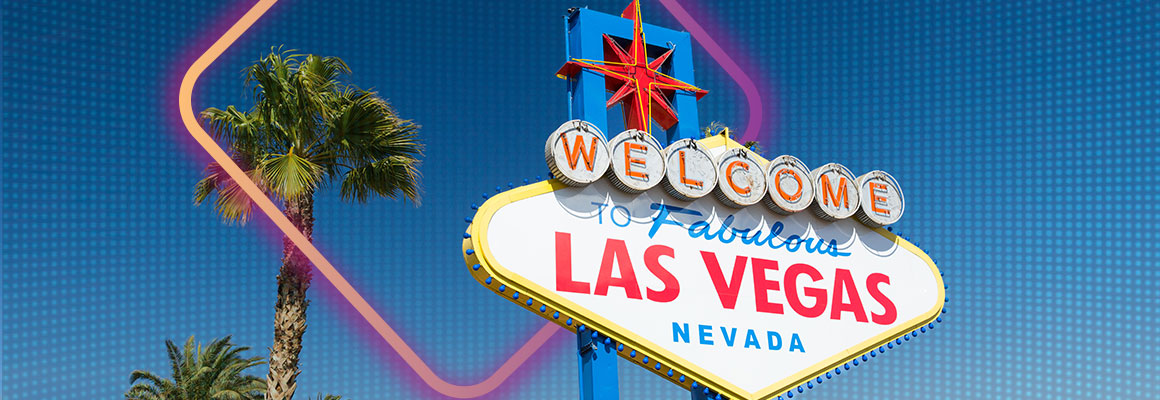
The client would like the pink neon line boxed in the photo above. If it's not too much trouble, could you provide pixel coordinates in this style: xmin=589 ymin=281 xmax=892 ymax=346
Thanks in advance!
xmin=657 ymin=0 xmax=766 ymax=143
xmin=177 ymin=1 xmax=560 ymax=398
xmin=179 ymin=1 xmax=763 ymax=398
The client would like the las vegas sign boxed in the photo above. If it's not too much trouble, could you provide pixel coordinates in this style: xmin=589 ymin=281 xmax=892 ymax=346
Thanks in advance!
xmin=463 ymin=120 xmax=944 ymax=400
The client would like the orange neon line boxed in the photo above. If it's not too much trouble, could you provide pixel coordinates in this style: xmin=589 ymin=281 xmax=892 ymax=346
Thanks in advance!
xmin=571 ymin=57 xmax=633 ymax=67
xmin=574 ymin=57 xmax=704 ymax=94
xmin=177 ymin=1 xmax=560 ymax=398
xmin=573 ymin=61 xmax=635 ymax=83
xmin=652 ymin=70 xmax=703 ymax=91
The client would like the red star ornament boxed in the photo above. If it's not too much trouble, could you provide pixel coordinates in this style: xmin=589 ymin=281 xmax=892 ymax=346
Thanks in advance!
xmin=557 ymin=0 xmax=708 ymax=133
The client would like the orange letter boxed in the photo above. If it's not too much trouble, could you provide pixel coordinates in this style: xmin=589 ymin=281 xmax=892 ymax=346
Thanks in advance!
xmin=561 ymin=134 xmax=598 ymax=171
xmin=775 ymin=169 xmax=802 ymax=201
xmin=678 ymin=151 xmax=703 ymax=188
xmin=820 ymin=175 xmax=849 ymax=208
xmin=869 ymin=182 xmax=890 ymax=215
xmin=726 ymin=161 xmax=751 ymax=195
xmin=624 ymin=142 xmax=648 ymax=179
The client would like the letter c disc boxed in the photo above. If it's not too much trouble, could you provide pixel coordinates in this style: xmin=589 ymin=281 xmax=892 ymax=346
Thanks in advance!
xmin=713 ymin=148 xmax=767 ymax=208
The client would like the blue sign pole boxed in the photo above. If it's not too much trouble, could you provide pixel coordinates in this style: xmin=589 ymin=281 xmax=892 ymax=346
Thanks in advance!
xmin=577 ymin=328 xmax=620 ymax=400
xmin=564 ymin=9 xmax=619 ymax=400
xmin=561 ymin=6 xmax=705 ymax=400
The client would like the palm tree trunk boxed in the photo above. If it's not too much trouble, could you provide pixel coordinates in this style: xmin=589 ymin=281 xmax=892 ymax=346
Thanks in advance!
xmin=267 ymin=194 xmax=314 ymax=400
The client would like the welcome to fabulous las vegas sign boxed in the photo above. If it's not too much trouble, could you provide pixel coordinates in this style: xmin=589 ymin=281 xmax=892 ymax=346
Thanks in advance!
xmin=462 ymin=2 xmax=943 ymax=400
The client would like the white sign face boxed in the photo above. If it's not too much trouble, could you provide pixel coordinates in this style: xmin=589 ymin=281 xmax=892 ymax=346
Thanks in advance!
xmin=606 ymin=130 xmax=666 ymax=193
xmin=809 ymin=163 xmax=859 ymax=221
xmin=662 ymin=138 xmax=717 ymax=201
xmin=764 ymin=155 xmax=814 ymax=215
xmin=855 ymin=171 xmax=905 ymax=227
xmin=465 ymin=179 xmax=943 ymax=400
xmin=546 ymin=120 xmax=611 ymax=186
xmin=714 ymin=148 xmax=767 ymax=208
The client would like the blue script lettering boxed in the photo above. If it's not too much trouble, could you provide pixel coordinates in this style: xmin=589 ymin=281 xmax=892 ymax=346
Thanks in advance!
xmin=649 ymin=204 xmax=851 ymax=257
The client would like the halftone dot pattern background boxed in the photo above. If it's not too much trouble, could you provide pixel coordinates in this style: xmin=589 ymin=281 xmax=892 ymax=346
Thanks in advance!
xmin=3 ymin=0 xmax=1159 ymax=399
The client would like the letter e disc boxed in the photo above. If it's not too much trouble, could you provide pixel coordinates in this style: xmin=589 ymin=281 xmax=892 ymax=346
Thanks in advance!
xmin=605 ymin=129 xmax=666 ymax=193
xmin=713 ymin=148 xmax=767 ymax=208
xmin=809 ymin=163 xmax=860 ymax=220
xmin=763 ymin=155 xmax=814 ymax=214
xmin=854 ymin=170 xmax=905 ymax=227
xmin=545 ymin=120 xmax=611 ymax=186
xmin=661 ymin=138 xmax=717 ymax=201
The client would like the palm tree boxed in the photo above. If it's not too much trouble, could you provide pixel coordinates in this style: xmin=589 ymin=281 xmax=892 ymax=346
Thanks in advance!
xmin=125 ymin=336 xmax=266 ymax=400
xmin=193 ymin=48 xmax=423 ymax=400
xmin=701 ymin=120 xmax=729 ymax=138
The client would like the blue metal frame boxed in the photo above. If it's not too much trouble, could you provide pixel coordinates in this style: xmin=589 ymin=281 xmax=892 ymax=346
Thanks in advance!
xmin=577 ymin=327 xmax=620 ymax=400
xmin=562 ymin=7 xmax=704 ymax=400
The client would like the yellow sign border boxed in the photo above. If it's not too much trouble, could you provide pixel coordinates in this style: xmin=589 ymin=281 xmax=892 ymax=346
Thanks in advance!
xmin=463 ymin=171 xmax=944 ymax=400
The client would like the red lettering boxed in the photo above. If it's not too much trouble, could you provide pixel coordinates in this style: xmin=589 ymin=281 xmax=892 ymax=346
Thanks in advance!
xmin=643 ymin=245 xmax=680 ymax=302
xmin=594 ymin=239 xmax=642 ymax=299
xmin=701 ymin=251 xmax=747 ymax=309
xmin=867 ymin=273 xmax=897 ymax=325
xmin=751 ymin=257 xmax=784 ymax=315
xmin=830 ymin=269 xmax=868 ymax=322
xmin=784 ymin=263 xmax=827 ymax=318
xmin=555 ymin=232 xmax=590 ymax=294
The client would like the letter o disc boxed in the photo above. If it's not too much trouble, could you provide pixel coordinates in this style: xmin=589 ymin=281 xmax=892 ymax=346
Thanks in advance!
xmin=854 ymin=170 xmax=905 ymax=227
xmin=809 ymin=163 xmax=860 ymax=220
xmin=605 ymin=130 xmax=666 ymax=193
xmin=545 ymin=120 xmax=611 ymax=186
xmin=661 ymin=138 xmax=717 ymax=201
xmin=713 ymin=148 xmax=767 ymax=208
xmin=763 ymin=155 xmax=814 ymax=214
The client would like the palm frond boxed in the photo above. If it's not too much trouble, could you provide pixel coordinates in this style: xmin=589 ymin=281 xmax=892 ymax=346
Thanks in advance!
xmin=127 ymin=336 xmax=266 ymax=400
xmin=259 ymin=147 xmax=324 ymax=200
xmin=197 ymin=50 xmax=424 ymax=215
xmin=200 ymin=106 xmax=263 ymax=152
xmin=125 ymin=382 xmax=164 ymax=400
xmin=339 ymin=155 xmax=421 ymax=205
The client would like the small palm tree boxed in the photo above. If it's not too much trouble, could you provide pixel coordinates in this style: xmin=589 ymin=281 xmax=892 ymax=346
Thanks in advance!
xmin=125 ymin=336 xmax=265 ymax=400
xmin=743 ymin=140 xmax=761 ymax=154
xmin=193 ymin=48 xmax=422 ymax=400
xmin=701 ymin=120 xmax=729 ymax=138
